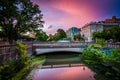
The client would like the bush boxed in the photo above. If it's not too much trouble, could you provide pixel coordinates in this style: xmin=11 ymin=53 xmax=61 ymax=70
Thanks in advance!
xmin=16 ymin=42 xmax=30 ymax=67
xmin=0 ymin=42 xmax=30 ymax=80
xmin=81 ymin=44 xmax=120 ymax=64
xmin=81 ymin=44 xmax=107 ymax=63
xmin=96 ymin=38 xmax=106 ymax=48
xmin=107 ymin=49 xmax=120 ymax=62
xmin=0 ymin=60 xmax=15 ymax=80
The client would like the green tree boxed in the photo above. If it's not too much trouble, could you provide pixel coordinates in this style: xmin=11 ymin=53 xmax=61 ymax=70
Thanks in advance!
xmin=0 ymin=0 xmax=44 ymax=43
xmin=54 ymin=29 xmax=67 ymax=41
xmin=92 ymin=31 xmax=102 ymax=41
xmin=74 ymin=33 xmax=83 ymax=41
xmin=35 ymin=30 xmax=48 ymax=41
xmin=92 ymin=26 xmax=120 ymax=42
xmin=109 ymin=26 xmax=120 ymax=41
xmin=96 ymin=38 xmax=106 ymax=48
xmin=47 ymin=34 xmax=54 ymax=41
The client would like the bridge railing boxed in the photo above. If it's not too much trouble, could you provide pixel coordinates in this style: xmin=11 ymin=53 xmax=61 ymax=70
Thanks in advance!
xmin=33 ymin=42 xmax=120 ymax=49
xmin=33 ymin=42 xmax=92 ymax=48
xmin=106 ymin=43 xmax=120 ymax=49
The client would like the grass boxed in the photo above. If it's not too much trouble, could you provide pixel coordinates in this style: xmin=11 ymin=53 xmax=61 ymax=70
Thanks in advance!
xmin=12 ymin=56 xmax=46 ymax=80
xmin=31 ymin=56 xmax=46 ymax=67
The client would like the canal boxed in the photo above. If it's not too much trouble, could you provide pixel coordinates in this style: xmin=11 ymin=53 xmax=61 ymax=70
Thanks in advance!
xmin=29 ymin=51 xmax=120 ymax=80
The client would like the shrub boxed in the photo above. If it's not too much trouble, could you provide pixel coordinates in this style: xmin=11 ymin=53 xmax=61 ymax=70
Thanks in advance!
xmin=0 ymin=60 xmax=15 ymax=80
xmin=96 ymin=38 xmax=106 ymax=48
xmin=81 ymin=44 xmax=107 ymax=63
xmin=16 ymin=42 xmax=30 ymax=67
xmin=81 ymin=44 xmax=120 ymax=64
xmin=0 ymin=42 xmax=30 ymax=80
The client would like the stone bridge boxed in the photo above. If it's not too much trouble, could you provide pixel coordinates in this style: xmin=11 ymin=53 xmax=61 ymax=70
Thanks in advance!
xmin=33 ymin=42 xmax=120 ymax=54
xmin=33 ymin=42 xmax=89 ymax=54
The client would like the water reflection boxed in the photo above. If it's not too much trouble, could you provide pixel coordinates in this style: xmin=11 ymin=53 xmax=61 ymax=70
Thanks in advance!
xmin=33 ymin=66 xmax=95 ymax=80
xmin=32 ymin=52 xmax=120 ymax=80
xmin=33 ymin=52 xmax=95 ymax=80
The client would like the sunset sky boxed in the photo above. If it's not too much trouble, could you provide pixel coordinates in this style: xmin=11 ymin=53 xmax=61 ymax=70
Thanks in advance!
xmin=31 ymin=0 xmax=120 ymax=34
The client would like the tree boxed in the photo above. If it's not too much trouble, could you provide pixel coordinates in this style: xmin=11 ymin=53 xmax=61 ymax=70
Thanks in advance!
xmin=74 ymin=33 xmax=83 ymax=41
xmin=92 ymin=26 xmax=120 ymax=42
xmin=92 ymin=31 xmax=102 ymax=41
xmin=0 ymin=0 xmax=44 ymax=43
xmin=109 ymin=26 xmax=120 ymax=41
xmin=35 ymin=30 xmax=48 ymax=41
xmin=47 ymin=34 xmax=54 ymax=41
xmin=54 ymin=29 xmax=67 ymax=41
xmin=102 ymin=29 xmax=111 ymax=40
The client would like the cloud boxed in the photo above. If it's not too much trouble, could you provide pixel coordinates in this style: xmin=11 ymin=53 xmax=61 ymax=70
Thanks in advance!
xmin=32 ymin=0 xmax=120 ymax=34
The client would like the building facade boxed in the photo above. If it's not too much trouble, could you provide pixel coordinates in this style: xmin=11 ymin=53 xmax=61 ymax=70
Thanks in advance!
xmin=81 ymin=16 xmax=120 ymax=42
xmin=66 ymin=27 xmax=81 ymax=41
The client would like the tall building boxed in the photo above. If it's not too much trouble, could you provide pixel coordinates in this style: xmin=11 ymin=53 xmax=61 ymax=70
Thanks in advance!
xmin=66 ymin=27 xmax=81 ymax=41
xmin=81 ymin=16 xmax=120 ymax=42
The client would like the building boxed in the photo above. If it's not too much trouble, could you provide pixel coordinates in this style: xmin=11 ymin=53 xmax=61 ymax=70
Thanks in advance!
xmin=81 ymin=16 xmax=120 ymax=42
xmin=105 ymin=16 xmax=120 ymax=23
xmin=66 ymin=27 xmax=81 ymax=41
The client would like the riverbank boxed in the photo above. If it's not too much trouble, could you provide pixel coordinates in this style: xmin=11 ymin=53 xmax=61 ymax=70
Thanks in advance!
xmin=13 ymin=56 xmax=46 ymax=80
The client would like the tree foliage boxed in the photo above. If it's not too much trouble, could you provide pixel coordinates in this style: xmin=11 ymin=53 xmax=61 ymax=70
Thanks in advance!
xmin=74 ymin=33 xmax=83 ymax=41
xmin=47 ymin=34 xmax=54 ymax=41
xmin=35 ymin=30 xmax=48 ymax=41
xmin=0 ymin=0 xmax=44 ymax=43
xmin=109 ymin=27 xmax=120 ymax=41
xmin=92 ymin=26 xmax=120 ymax=41
xmin=82 ymin=44 xmax=120 ymax=63
xmin=54 ymin=29 xmax=67 ymax=41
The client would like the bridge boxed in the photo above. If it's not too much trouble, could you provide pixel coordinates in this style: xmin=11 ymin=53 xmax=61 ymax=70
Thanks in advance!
xmin=33 ymin=42 xmax=120 ymax=54
xmin=35 ymin=48 xmax=84 ymax=54
xmin=0 ymin=42 xmax=120 ymax=62
xmin=33 ymin=42 xmax=88 ymax=54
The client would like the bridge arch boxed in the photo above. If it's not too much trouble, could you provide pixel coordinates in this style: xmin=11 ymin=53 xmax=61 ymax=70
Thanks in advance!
xmin=36 ymin=51 xmax=82 ymax=56
xmin=35 ymin=48 xmax=83 ymax=55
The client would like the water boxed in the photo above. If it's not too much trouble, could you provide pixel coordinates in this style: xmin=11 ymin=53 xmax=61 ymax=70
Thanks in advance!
xmin=31 ymin=51 xmax=120 ymax=80
xmin=32 ymin=52 xmax=96 ymax=80
xmin=33 ymin=66 xmax=95 ymax=80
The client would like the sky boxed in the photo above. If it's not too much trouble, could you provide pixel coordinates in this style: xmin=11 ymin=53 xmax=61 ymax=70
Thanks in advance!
xmin=31 ymin=0 xmax=120 ymax=34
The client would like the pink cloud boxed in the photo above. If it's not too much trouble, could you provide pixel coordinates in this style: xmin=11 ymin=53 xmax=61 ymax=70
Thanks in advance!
xmin=32 ymin=0 xmax=120 ymax=34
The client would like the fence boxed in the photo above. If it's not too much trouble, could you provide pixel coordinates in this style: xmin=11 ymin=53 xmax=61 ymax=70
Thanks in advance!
xmin=0 ymin=42 xmax=33 ymax=64
xmin=106 ymin=43 xmax=120 ymax=49
xmin=0 ymin=44 xmax=18 ymax=64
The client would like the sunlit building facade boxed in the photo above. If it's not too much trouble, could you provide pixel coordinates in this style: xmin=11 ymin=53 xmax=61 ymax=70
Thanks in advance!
xmin=81 ymin=16 xmax=120 ymax=42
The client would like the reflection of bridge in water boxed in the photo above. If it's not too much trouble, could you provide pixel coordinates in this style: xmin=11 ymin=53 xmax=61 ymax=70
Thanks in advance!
xmin=41 ymin=64 xmax=85 ymax=69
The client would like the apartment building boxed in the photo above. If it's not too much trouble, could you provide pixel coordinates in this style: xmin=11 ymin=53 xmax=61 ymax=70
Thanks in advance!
xmin=81 ymin=16 xmax=120 ymax=42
